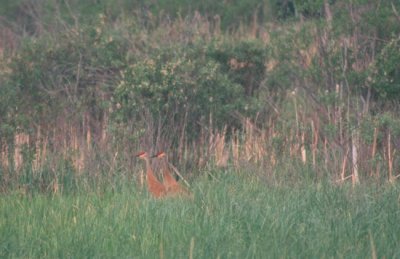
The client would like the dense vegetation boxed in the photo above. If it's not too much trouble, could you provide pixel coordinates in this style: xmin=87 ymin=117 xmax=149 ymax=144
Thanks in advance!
xmin=1 ymin=1 xmax=400 ymax=257
xmin=1 ymin=0 xmax=400 ymax=190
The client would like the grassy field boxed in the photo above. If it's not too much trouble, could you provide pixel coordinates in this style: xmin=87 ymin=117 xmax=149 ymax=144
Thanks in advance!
xmin=1 ymin=173 xmax=400 ymax=258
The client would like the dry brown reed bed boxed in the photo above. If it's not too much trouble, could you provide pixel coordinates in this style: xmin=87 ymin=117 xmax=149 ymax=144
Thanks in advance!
xmin=1 ymin=105 xmax=399 ymax=194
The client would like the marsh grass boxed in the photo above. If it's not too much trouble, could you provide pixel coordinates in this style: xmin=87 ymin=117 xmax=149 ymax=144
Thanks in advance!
xmin=1 ymin=172 xmax=400 ymax=258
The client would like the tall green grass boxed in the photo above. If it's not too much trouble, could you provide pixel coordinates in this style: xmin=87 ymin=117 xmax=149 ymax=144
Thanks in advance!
xmin=1 ymin=172 xmax=399 ymax=258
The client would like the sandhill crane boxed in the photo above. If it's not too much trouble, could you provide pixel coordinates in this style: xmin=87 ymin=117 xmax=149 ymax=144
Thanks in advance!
xmin=136 ymin=151 xmax=166 ymax=198
xmin=152 ymin=151 xmax=192 ymax=197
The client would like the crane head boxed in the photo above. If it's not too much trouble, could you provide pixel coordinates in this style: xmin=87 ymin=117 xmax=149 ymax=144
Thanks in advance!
xmin=135 ymin=151 xmax=148 ymax=159
xmin=151 ymin=151 xmax=166 ymax=158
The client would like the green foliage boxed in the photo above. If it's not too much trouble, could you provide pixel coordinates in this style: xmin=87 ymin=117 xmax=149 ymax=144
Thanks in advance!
xmin=2 ymin=0 xmax=400 ymax=187
xmin=295 ymin=0 xmax=326 ymax=18
xmin=113 ymin=43 xmax=249 ymax=140
xmin=0 ymin=80 xmax=17 ymax=141
xmin=208 ymin=40 xmax=267 ymax=96
xmin=148 ymin=0 xmax=262 ymax=29
xmin=267 ymin=0 xmax=335 ymax=20
xmin=266 ymin=0 xmax=296 ymax=20
xmin=1 ymin=176 xmax=399 ymax=258
xmin=5 ymin=16 xmax=128 ymax=128
xmin=357 ymin=1 xmax=400 ymax=45
xmin=266 ymin=24 xmax=315 ymax=96
xmin=371 ymin=37 xmax=400 ymax=99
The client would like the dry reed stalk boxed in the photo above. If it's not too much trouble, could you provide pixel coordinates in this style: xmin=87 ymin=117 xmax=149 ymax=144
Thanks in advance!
xmin=231 ymin=131 xmax=240 ymax=168
xmin=301 ymin=132 xmax=307 ymax=164
xmin=168 ymin=163 xmax=191 ymax=188
xmin=269 ymin=152 xmax=276 ymax=167
xmin=368 ymin=230 xmax=377 ymax=259
xmin=101 ymin=112 xmax=108 ymax=145
xmin=340 ymin=148 xmax=350 ymax=182
xmin=244 ymin=138 xmax=252 ymax=162
xmin=257 ymin=131 xmax=267 ymax=163
xmin=32 ymin=126 xmax=41 ymax=171
xmin=243 ymin=119 xmax=268 ymax=165
xmin=324 ymin=138 xmax=328 ymax=170
xmin=387 ymin=131 xmax=394 ymax=182
xmin=139 ymin=168 xmax=144 ymax=189
xmin=86 ymin=122 xmax=91 ymax=151
xmin=14 ymin=132 xmax=30 ymax=171
xmin=40 ymin=134 xmax=48 ymax=170
xmin=370 ymin=127 xmax=378 ymax=177
xmin=1 ymin=142 xmax=9 ymax=170
xmin=293 ymin=91 xmax=299 ymax=138
xmin=289 ymin=132 xmax=297 ymax=158
xmin=311 ymin=117 xmax=319 ymax=168
xmin=351 ymin=130 xmax=360 ymax=186
xmin=337 ymin=84 xmax=344 ymax=145
xmin=72 ymin=131 xmax=80 ymax=172
xmin=189 ymin=237 xmax=195 ymax=259
xmin=243 ymin=119 xmax=254 ymax=162
xmin=197 ymin=128 xmax=206 ymax=168
xmin=51 ymin=177 xmax=59 ymax=195
xmin=207 ymin=114 xmax=214 ymax=164
xmin=215 ymin=127 xmax=229 ymax=167
xmin=159 ymin=240 xmax=164 ymax=259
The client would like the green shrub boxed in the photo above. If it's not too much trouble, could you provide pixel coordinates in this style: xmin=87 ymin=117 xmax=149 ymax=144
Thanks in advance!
xmin=5 ymin=16 xmax=128 ymax=128
xmin=113 ymin=43 xmax=248 ymax=141
xmin=207 ymin=40 xmax=267 ymax=97
xmin=371 ymin=37 xmax=400 ymax=99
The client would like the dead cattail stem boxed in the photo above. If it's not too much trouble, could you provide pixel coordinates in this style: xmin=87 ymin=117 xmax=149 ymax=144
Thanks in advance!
xmin=160 ymin=240 xmax=164 ymax=259
xmin=197 ymin=128 xmax=205 ymax=168
xmin=32 ymin=125 xmax=41 ymax=171
xmin=311 ymin=116 xmax=319 ymax=168
xmin=240 ymin=119 xmax=268 ymax=165
xmin=50 ymin=177 xmax=59 ymax=195
xmin=215 ymin=127 xmax=229 ymax=167
xmin=14 ymin=132 xmax=30 ymax=171
xmin=324 ymin=138 xmax=328 ymax=170
xmin=335 ymin=84 xmax=345 ymax=145
xmin=169 ymin=163 xmax=191 ymax=188
xmin=351 ymin=130 xmax=360 ymax=186
xmin=0 ymin=144 xmax=8 ymax=170
xmin=139 ymin=169 xmax=144 ymax=189
xmin=244 ymin=119 xmax=253 ymax=162
xmin=231 ymin=130 xmax=240 ymax=168
xmin=370 ymin=127 xmax=378 ymax=177
xmin=387 ymin=131 xmax=394 ymax=182
xmin=336 ymin=174 xmax=352 ymax=184
xmin=189 ymin=237 xmax=195 ymax=259
xmin=255 ymin=132 xmax=267 ymax=163
xmin=301 ymin=132 xmax=307 ymax=164
xmin=368 ymin=230 xmax=377 ymax=259
xmin=340 ymin=148 xmax=350 ymax=181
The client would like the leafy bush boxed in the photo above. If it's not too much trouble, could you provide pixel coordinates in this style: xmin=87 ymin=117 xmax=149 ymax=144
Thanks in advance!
xmin=371 ymin=37 xmax=400 ymax=99
xmin=5 ymin=16 xmax=128 ymax=129
xmin=208 ymin=40 xmax=267 ymax=97
xmin=113 ymin=43 xmax=249 ymax=141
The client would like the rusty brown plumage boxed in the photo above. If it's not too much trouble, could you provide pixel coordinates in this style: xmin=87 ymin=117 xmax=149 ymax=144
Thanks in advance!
xmin=136 ymin=151 xmax=166 ymax=198
xmin=152 ymin=151 xmax=192 ymax=197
